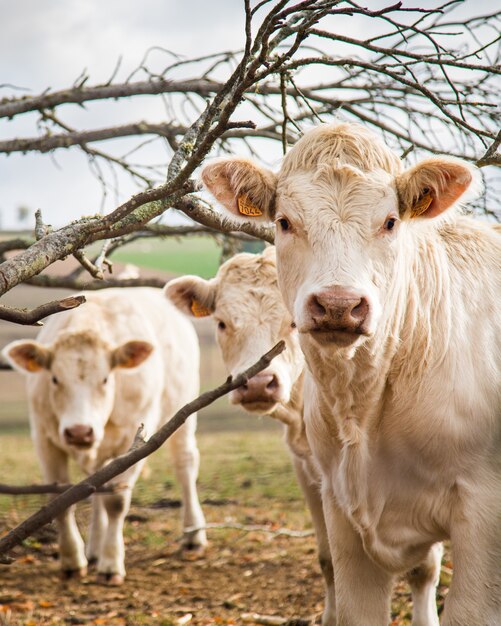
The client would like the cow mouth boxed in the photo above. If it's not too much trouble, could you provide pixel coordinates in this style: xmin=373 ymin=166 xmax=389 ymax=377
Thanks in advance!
xmin=303 ymin=325 xmax=369 ymax=347
xmin=67 ymin=441 xmax=94 ymax=450
xmin=240 ymin=399 xmax=279 ymax=414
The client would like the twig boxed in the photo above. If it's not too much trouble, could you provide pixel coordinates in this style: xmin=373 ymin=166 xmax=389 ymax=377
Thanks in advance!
xmin=0 ymin=296 xmax=86 ymax=326
xmin=0 ymin=341 xmax=286 ymax=560
xmin=241 ymin=613 xmax=313 ymax=626
xmin=73 ymin=250 xmax=104 ymax=280
xmin=34 ymin=209 xmax=51 ymax=240
xmin=0 ymin=482 xmax=123 ymax=495
xmin=182 ymin=522 xmax=314 ymax=538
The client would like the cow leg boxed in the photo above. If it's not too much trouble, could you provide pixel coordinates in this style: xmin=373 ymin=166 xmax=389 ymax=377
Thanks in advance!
xmin=168 ymin=414 xmax=207 ymax=551
xmin=96 ymin=461 xmax=143 ymax=584
xmin=405 ymin=542 xmax=443 ymax=626
xmin=292 ymin=457 xmax=336 ymax=626
xmin=442 ymin=507 xmax=501 ymax=626
xmin=86 ymin=495 xmax=107 ymax=565
xmin=323 ymin=494 xmax=393 ymax=626
xmin=35 ymin=435 xmax=87 ymax=576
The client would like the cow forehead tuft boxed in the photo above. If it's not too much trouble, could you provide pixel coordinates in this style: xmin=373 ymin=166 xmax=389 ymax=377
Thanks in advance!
xmin=53 ymin=330 xmax=110 ymax=353
xmin=279 ymin=122 xmax=402 ymax=179
xmin=217 ymin=249 xmax=278 ymax=289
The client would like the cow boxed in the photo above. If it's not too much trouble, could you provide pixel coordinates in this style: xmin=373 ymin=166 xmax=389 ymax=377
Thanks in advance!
xmin=199 ymin=123 xmax=501 ymax=626
xmin=2 ymin=288 xmax=207 ymax=584
xmin=166 ymin=247 xmax=443 ymax=626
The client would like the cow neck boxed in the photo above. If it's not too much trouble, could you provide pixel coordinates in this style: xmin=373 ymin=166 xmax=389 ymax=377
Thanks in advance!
xmin=287 ymin=369 xmax=305 ymax=415
xmin=272 ymin=370 xmax=309 ymax=459
xmin=302 ymin=224 xmax=453 ymax=437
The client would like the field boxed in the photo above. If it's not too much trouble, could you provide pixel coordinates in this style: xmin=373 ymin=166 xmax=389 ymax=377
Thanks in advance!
xmin=111 ymin=237 xmax=222 ymax=280
xmin=0 ymin=237 xmax=451 ymax=625
xmin=0 ymin=429 xmax=451 ymax=626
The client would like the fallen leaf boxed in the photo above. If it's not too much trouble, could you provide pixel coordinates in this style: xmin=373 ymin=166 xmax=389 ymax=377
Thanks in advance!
xmin=39 ymin=600 xmax=54 ymax=608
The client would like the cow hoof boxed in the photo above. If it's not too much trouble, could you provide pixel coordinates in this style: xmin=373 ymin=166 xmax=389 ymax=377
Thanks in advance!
xmin=181 ymin=543 xmax=206 ymax=561
xmin=62 ymin=566 xmax=87 ymax=580
xmin=96 ymin=572 xmax=124 ymax=586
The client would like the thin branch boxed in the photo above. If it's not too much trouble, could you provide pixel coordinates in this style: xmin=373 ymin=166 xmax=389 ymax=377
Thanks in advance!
xmin=0 ymin=296 xmax=86 ymax=326
xmin=0 ymin=78 xmax=221 ymax=120
xmin=73 ymin=250 xmax=104 ymax=280
xmin=26 ymin=275 xmax=166 ymax=290
xmin=183 ymin=522 xmax=313 ymax=538
xmin=0 ymin=340 xmax=286 ymax=561
xmin=242 ymin=613 xmax=312 ymax=626
xmin=0 ymin=483 xmax=122 ymax=495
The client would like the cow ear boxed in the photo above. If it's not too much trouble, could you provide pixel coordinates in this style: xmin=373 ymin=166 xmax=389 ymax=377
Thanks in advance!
xmin=112 ymin=341 xmax=154 ymax=369
xmin=2 ymin=340 xmax=52 ymax=373
xmin=396 ymin=157 xmax=481 ymax=220
xmin=164 ymin=276 xmax=216 ymax=318
xmin=201 ymin=158 xmax=277 ymax=220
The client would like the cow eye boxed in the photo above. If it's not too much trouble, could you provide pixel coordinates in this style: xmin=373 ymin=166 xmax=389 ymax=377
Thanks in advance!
xmin=277 ymin=218 xmax=290 ymax=232
xmin=383 ymin=217 xmax=398 ymax=232
xmin=218 ymin=321 xmax=226 ymax=331
xmin=102 ymin=377 xmax=108 ymax=385
xmin=51 ymin=376 xmax=59 ymax=385
xmin=291 ymin=321 xmax=297 ymax=329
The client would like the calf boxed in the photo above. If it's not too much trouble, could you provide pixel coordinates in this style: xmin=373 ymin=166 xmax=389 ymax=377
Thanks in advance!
xmin=3 ymin=287 xmax=207 ymax=584
xmin=200 ymin=123 xmax=501 ymax=625
xmin=166 ymin=248 xmax=443 ymax=626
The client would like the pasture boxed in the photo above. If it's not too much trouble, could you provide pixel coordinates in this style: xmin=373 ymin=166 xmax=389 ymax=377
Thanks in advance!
xmin=0 ymin=430 xmax=451 ymax=626
xmin=0 ymin=238 xmax=450 ymax=625
xmin=111 ymin=237 xmax=222 ymax=280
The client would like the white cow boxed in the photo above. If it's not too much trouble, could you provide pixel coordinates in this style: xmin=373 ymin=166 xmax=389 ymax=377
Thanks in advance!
xmin=200 ymin=123 xmax=501 ymax=625
xmin=166 ymin=247 xmax=443 ymax=626
xmin=3 ymin=288 xmax=207 ymax=584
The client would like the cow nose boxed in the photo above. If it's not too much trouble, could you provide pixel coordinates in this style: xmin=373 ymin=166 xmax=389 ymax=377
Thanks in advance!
xmin=307 ymin=287 xmax=370 ymax=332
xmin=64 ymin=425 xmax=95 ymax=447
xmin=237 ymin=373 xmax=281 ymax=405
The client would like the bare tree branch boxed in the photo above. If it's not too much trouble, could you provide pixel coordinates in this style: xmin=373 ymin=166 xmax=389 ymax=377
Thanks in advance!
xmin=0 ymin=295 xmax=86 ymax=326
xmin=0 ymin=483 xmax=120 ymax=495
xmin=25 ymin=275 xmax=165 ymax=290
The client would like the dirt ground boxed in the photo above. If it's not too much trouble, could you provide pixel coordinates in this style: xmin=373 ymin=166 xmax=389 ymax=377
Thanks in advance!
xmin=0 ymin=501 xmax=324 ymax=626
xmin=0 ymin=498 xmax=451 ymax=626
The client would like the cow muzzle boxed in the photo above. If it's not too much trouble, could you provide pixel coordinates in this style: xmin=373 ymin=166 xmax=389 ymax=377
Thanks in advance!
xmin=231 ymin=372 xmax=282 ymax=413
xmin=304 ymin=286 xmax=371 ymax=347
xmin=64 ymin=425 xmax=95 ymax=448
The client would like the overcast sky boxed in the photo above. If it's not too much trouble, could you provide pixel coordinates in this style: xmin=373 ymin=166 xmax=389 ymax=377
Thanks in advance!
xmin=0 ymin=1 xmax=497 ymax=229
xmin=0 ymin=0 xmax=249 ymax=229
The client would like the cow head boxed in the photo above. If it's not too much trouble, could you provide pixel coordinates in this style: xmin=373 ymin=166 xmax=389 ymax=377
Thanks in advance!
xmin=3 ymin=331 xmax=153 ymax=450
xmin=165 ymin=247 xmax=303 ymax=414
xmin=201 ymin=123 xmax=481 ymax=356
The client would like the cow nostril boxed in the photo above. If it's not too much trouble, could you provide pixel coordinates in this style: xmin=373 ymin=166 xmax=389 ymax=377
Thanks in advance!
xmin=242 ymin=383 xmax=248 ymax=390
xmin=309 ymin=295 xmax=327 ymax=318
xmin=351 ymin=297 xmax=369 ymax=321
xmin=266 ymin=376 xmax=278 ymax=391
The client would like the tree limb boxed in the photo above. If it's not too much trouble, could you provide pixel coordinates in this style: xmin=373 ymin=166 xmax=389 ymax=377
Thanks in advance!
xmin=0 ymin=295 xmax=86 ymax=326
xmin=0 ymin=482 xmax=121 ymax=495
xmin=26 ymin=275 xmax=165 ymax=290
